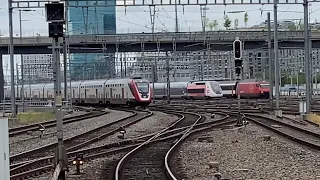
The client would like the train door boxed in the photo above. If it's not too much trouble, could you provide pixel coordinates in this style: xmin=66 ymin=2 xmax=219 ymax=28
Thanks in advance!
xmin=84 ymin=89 xmax=87 ymax=103
xmin=95 ymin=89 xmax=98 ymax=103
xmin=110 ymin=88 xmax=113 ymax=103
xmin=122 ymin=88 xmax=124 ymax=104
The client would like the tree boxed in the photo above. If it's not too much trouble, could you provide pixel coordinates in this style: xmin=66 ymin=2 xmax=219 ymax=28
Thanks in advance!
xmin=234 ymin=19 xmax=239 ymax=29
xmin=212 ymin=20 xmax=219 ymax=30
xmin=205 ymin=18 xmax=214 ymax=31
xmin=244 ymin=12 xmax=248 ymax=28
xmin=297 ymin=20 xmax=303 ymax=31
xmin=288 ymin=24 xmax=296 ymax=31
xmin=223 ymin=15 xmax=232 ymax=30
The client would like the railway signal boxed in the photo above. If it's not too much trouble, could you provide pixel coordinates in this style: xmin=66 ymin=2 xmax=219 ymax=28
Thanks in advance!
xmin=233 ymin=39 xmax=242 ymax=59
xmin=45 ymin=2 xmax=67 ymax=180
xmin=233 ymin=37 xmax=243 ymax=127
xmin=72 ymin=153 xmax=84 ymax=175
xmin=233 ymin=39 xmax=243 ymax=76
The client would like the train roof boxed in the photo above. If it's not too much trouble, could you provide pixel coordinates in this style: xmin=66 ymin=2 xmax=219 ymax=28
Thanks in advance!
xmin=241 ymin=79 xmax=269 ymax=82
xmin=80 ymin=79 xmax=107 ymax=86
xmin=188 ymin=80 xmax=220 ymax=84
xmin=218 ymin=81 xmax=237 ymax=85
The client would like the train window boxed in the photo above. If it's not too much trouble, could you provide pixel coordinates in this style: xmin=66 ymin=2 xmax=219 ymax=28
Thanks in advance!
xmin=221 ymin=85 xmax=234 ymax=90
xmin=195 ymin=83 xmax=205 ymax=85
xmin=187 ymin=89 xmax=205 ymax=93
xmin=260 ymin=84 xmax=269 ymax=88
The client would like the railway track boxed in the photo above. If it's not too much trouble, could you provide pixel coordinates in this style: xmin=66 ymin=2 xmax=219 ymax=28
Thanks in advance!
xmin=114 ymin=110 xmax=206 ymax=180
xmin=9 ymin=107 xmax=105 ymax=137
xmin=12 ymin=102 xmax=320 ymax=180
xmin=244 ymin=113 xmax=320 ymax=150
xmin=10 ymin=109 xmax=235 ymax=180
xmin=10 ymin=109 xmax=152 ymax=177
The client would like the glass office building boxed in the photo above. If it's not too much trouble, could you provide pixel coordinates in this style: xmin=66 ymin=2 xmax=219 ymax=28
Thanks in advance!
xmin=68 ymin=1 xmax=116 ymax=80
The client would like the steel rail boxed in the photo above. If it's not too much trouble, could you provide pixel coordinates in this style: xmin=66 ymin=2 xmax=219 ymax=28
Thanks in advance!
xmin=11 ymin=111 xmax=232 ymax=180
xmin=114 ymin=111 xmax=203 ymax=180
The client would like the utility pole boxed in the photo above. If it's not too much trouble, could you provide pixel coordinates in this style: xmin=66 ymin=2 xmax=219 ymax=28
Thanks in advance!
xmin=8 ymin=0 xmax=16 ymax=118
xmin=274 ymin=0 xmax=280 ymax=112
xmin=152 ymin=65 xmax=155 ymax=103
xmin=200 ymin=5 xmax=208 ymax=32
xmin=16 ymin=63 xmax=19 ymax=100
xmin=154 ymin=39 xmax=160 ymax=104
xmin=174 ymin=0 xmax=178 ymax=32
xmin=63 ymin=2 xmax=68 ymax=105
xmin=304 ymin=0 xmax=311 ymax=113
xmin=19 ymin=10 xmax=24 ymax=112
xmin=149 ymin=5 xmax=155 ymax=39
xmin=63 ymin=37 xmax=68 ymax=102
xmin=53 ymin=34 xmax=67 ymax=180
xmin=267 ymin=12 xmax=274 ymax=112
xmin=166 ymin=51 xmax=170 ymax=104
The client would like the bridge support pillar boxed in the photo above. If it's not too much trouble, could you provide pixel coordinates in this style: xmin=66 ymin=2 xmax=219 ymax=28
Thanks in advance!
xmin=0 ymin=54 xmax=3 ymax=102
xmin=0 ymin=54 xmax=4 ymax=103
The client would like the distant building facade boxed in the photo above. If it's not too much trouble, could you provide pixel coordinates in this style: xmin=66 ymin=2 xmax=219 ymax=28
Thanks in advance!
xmin=126 ymin=49 xmax=320 ymax=82
xmin=68 ymin=2 xmax=116 ymax=80
xmin=22 ymin=54 xmax=54 ymax=83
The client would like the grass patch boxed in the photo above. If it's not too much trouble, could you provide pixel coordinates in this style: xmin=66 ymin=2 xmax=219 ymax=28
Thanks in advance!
xmin=16 ymin=111 xmax=55 ymax=125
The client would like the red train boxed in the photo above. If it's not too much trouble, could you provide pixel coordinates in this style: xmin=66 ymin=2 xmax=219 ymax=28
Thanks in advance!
xmin=219 ymin=79 xmax=270 ymax=99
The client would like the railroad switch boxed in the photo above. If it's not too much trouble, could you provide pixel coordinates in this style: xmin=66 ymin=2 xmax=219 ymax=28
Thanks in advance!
xmin=72 ymin=153 xmax=84 ymax=175
xmin=211 ymin=113 xmax=216 ymax=119
xmin=118 ymin=127 xmax=126 ymax=139
xmin=38 ymin=124 xmax=45 ymax=138
xmin=214 ymin=172 xmax=222 ymax=180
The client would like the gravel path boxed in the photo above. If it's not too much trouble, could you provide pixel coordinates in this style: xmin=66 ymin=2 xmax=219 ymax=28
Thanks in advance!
xmin=175 ymin=122 xmax=320 ymax=180
xmin=10 ymin=110 xmax=133 ymax=156
xmin=79 ymin=111 xmax=179 ymax=150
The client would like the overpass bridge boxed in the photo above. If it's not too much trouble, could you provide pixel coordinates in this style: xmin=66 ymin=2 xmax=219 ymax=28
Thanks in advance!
xmin=0 ymin=31 xmax=319 ymax=55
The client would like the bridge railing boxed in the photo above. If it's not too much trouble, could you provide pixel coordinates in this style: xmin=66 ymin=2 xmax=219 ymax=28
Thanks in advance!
xmin=0 ymin=31 xmax=312 ymax=45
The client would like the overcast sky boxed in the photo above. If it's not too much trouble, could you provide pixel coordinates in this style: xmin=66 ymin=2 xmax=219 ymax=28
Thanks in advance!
xmin=0 ymin=2 xmax=319 ymax=36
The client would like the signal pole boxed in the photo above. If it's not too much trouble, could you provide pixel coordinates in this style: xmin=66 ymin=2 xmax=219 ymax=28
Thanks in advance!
xmin=45 ymin=2 xmax=68 ymax=179
xmin=234 ymin=37 xmax=243 ymax=126
xmin=267 ymin=12 xmax=274 ymax=111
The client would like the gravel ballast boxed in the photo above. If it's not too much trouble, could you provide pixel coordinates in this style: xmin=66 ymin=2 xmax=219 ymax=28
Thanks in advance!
xmin=79 ymin=111 xmax=179 ymax=150
xmin=32 ymin=111 xmax=178 ymax=180
xmin=10 ymin=109 xmax=133 ymax=156
xmin=175 ymin=122 xmax=320 ymax=180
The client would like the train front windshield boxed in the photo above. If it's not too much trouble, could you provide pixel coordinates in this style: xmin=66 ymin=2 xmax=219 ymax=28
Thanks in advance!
xmin=210 ymin=82 xmax=222 ymax=94
xmin=136 ymin=82 xmax=149 ymax=93
xmin=260 ymin=84 xmax=269 ymax=88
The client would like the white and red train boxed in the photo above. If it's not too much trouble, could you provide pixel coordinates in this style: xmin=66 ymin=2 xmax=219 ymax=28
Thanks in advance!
xmin=153 ymin=80 xmax=223 ymax=99
xmin=4 ymin=77 xmax=152 ymax=107
xmin=185 ymin=81 xmax=223 ymax=99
